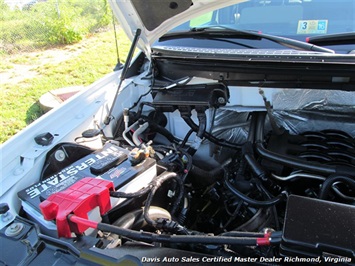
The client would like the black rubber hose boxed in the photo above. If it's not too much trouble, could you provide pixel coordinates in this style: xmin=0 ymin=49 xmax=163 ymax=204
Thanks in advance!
xmin=143 ymin=172 xmax=184 ymax=226
xmin=97 ymin=222 xmax=258 ymax=245
xmin=243 ymin=113 xmax=267 ymax=180
xmin=225 ymin=178 xmax=286 ymax=207
xmin=254 ymin=112 xmax=355 ymax=177
xmin=244 ymin=154 xmax=267 ymax=181
xmin=136 ymin=102 xmax=156 ymax=118
xmin=319 ymin=175 xmax=355 ymax=200
xmin=197 ymin=112 xmax=207 ymax=138
xmin=140 ymin=115 xmax=178 ymax=143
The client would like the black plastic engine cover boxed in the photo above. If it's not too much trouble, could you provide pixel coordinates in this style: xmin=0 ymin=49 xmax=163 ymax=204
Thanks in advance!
xmin=281 ymin=195 xmax=355 ymax=260
xmin=152 ymin=83 xmax=229 ymax=112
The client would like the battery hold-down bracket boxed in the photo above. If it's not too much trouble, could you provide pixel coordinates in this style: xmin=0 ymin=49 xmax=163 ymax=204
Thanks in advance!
xmin=39 ymin=177 xmax=114 ymax=238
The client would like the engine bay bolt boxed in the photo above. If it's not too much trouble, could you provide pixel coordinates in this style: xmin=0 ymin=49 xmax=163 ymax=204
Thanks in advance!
xmin=55 ymin=150 xmax=66 ymax=162
xmin=5 ymin=222 xmax=24 ymax=237
xmin=0 ymin=203 xmax=10 ymax=215
xmin=0 ymin=203 xmax=13 ymax=223
xmin=217 ymin=97 xmax=226 ymax=105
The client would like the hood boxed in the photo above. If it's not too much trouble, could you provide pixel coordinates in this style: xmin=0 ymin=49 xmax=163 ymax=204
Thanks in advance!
xmin=109 ymin=0 xmax=245 ymax=56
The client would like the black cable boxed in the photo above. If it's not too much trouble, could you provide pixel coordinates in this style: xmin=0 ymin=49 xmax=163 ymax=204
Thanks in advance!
xmin=220 ymin=231 xmax=264 ymax=237
xmin=222 ymin=200 xmax=243 ymax=230
xmin=180 ymin=129 xmax=194 ymax=148
xmin=177 ymin=148 xmax=193 ymax=183
xmin=182 ymin=115 xmax=243 ymax=149
xmin=143 ymin=172 xmax=184 ymax=226
xmin=110 ymin=186 xmax=151 ymax=198
xmin=136 ymin=102 xmax=157 ymax=119
xmin=129 ymin=89 xmax=153 ymax=111
xmin=97 ymin=222 xmax=259 ymax=246
xmin=255 ymin=181 xmax=280 ymax=230
xmin=225 ymin=178 xmax=286 ymax=207
xmin=197 ymin=112 xmax=207 ymax=138
xmin=319 ymin=175 xmax=355 ymax=200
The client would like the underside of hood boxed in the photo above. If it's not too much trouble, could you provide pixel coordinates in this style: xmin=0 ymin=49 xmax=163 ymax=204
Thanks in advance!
xmin=109 ymin=0 xmax=243 ymax=56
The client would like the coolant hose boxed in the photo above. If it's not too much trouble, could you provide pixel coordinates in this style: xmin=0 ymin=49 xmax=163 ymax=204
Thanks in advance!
xmin=225 ymin=178 xmax=286 ymax=207
xmin=319 ymin=175 xmax=355 ymax=200
xmin=254 ymin=112 xmax=355 ymax=177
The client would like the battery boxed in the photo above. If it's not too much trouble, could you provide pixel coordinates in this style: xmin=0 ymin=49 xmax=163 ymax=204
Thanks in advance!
xmin=17 ymin=142 xmax=156 ymax=236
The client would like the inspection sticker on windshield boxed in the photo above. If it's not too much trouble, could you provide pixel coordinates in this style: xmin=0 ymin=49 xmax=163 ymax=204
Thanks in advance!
xmin=297 ymin=20 xmax=328 ymax=34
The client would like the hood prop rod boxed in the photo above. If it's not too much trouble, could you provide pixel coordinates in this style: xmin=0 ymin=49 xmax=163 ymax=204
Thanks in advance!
xmin=104 ymin=28 xmax=142 ymax=125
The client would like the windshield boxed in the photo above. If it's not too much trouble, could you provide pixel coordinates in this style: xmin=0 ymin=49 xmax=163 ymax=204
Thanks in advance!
xmin=161 ymin=0 xmax=355 ymax=53
xmin=175 ymin=0 xmax=354 ymax=36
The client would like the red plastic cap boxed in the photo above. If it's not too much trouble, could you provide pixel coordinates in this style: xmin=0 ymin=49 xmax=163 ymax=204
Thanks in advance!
xmin=257 ymin=237 xmax=271 ymax=246
xmin=40 ymin=177 xmax=114 ymax=238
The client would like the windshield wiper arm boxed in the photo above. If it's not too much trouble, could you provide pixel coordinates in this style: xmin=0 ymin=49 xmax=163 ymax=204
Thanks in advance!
xmin=307 ymin=32 xmax=355 ymax=46
xmin=161 ymin=26 xmax=335 ymax=54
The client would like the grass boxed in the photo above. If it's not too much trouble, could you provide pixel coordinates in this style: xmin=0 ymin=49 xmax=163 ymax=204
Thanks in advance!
xmin=0 ymin=28 xmax=131 ymax=144
xmin=9 ymin=55 xmax=41 ymax=64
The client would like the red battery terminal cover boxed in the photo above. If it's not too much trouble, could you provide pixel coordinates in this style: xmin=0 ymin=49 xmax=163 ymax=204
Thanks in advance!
xmin=39 ymin=177 xmax=114 ymax=238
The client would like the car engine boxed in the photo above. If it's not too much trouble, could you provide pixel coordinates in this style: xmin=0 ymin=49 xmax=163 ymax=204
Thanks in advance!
xmin=3 ymin=82 xmax=355 ymax=265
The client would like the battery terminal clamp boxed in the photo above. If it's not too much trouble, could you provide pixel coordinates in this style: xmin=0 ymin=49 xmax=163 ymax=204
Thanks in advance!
xmin=39 ymin=178 xmax=114 ymax=238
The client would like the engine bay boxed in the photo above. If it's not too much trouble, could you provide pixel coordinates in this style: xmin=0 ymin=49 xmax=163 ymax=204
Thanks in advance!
xmin=1 ymin=82 xmax=355 ymax=265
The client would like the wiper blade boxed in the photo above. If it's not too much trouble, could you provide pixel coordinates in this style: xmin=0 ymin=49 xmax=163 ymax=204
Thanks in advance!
xmin=161 ymin=26 xmax=335 ymax=54
xmin=307 ymin=32 xmax=355 ymax=46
